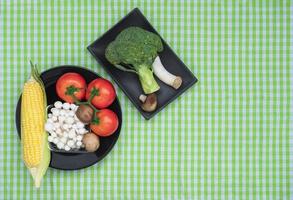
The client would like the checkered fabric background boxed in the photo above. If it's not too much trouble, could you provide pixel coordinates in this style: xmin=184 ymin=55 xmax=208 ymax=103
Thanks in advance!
xmin=0 ymin=0 xmax=292 ymax=199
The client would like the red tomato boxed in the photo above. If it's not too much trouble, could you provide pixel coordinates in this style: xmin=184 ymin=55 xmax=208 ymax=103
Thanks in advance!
xmin=86 ymin=78 xmax=116 ymax=109
xmin=90 ymin=109 xmax=119 ymax=137
xmin=56 ymin=73 xmax=86 ymax=103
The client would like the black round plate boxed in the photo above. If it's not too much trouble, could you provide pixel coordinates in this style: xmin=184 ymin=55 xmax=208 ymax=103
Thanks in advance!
xmin=15 ymin=66 xmax=122 ymax=170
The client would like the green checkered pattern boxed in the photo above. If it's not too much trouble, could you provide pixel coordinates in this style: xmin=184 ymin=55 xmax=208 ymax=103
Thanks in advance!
xmin=0 ymin=0 xmax=292 ymax=199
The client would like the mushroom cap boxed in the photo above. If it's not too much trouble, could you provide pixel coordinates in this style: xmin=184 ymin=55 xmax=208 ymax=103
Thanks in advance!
xmin=75 ymin=104 xmax=94 ymax=124
xmin=82 ymin=132 xmax=100 ymax=152
xmin=140 ymin=93 xmax=157 ymax=112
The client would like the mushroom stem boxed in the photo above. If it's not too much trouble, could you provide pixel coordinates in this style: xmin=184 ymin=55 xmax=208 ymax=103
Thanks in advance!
xmin=152 ymin=56 xmax=182 ymax=89
xmin=139 ymin=94 xmax=147 ymax=103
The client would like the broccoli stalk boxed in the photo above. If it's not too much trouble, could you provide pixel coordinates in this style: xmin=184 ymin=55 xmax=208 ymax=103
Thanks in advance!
xmin=135 ymin=64 xmax=159 ymax=94
xmin=105 ymin=27 xmax=162 ymax=94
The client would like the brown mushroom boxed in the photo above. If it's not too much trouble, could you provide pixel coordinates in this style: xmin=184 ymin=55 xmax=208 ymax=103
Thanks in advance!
xmin=75 ymin=104 xmax=94 ymax=124
xmin=139 ymin=93 xmax=157 ymax=112
xmin=82 ymin=132 xmax=100 ymax=152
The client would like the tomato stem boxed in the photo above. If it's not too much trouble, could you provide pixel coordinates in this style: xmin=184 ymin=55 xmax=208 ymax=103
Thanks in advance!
xmin=83 ymin=87 xmax=100 ymax=112
xmin=70 ymin=94 xmax=81 ymax=104
xmin=67 ymin=86 xmax=100 ymax=124
xmin=74 ymin=99 xmax=99 ymax=113
xmin=92 ymin=116 xmax=100 ymax=125
xmin=88 ymin=103 xmax=99 ymax=113
xmin=87 ymin=87 xmax=99 ymax=103
xmin=70 ymin=87 xmax=100 ymax=112
xmin=65 ymin=85 xmax=80 ymax=96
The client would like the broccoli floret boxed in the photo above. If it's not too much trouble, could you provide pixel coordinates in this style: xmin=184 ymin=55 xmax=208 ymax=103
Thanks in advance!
xmin=105 ymin=27 xmax=163 ymax=94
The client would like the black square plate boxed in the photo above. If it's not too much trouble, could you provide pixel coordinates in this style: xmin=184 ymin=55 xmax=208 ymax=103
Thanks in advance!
xmin=88 ymin=8 xmax=197 ymax=120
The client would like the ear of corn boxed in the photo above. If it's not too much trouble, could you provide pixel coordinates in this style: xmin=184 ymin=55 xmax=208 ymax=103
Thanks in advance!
xmin=21 ymin=77 xmax=44 ymax=167
xmin=21 ymin=61 xmax=50 ymax=188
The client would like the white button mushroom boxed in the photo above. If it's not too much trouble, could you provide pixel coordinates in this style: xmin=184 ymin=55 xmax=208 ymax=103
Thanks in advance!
xmin=64 ymin=145 xmax=70 ymax=151
xmin=63 ymin=132 xmax=69 ymax=138
xmin=55 ymin=128 xmax=62 ymax=135
xmin=47 ymin=118 xmax=54 ymax=124
xmin=48 ymin=136 xmax=54 ymax=142
xmin=76 ymin=128 xmax=82 ymax=134
xmin=50 ymin=107 xmax=56 ymax=113
xmin=74 ymin=115 xmax=79 ymax=122
xmin=69 ymin=128 xmax=76 ymax=134
xmin=54 ymin=101 xmax=63 ymax=109
xmin=76 ymin=141 xmax=82 ymax=147
xmin=74 ymin=106 xmax=79 ymax=111
xmin=60 ymin=137 xmax=67 ymax=144
xmin=51 ymin=132 xmax=57 ymax=138
xmin=76 ymin=121 xmax=84 ymax=129
xmin=57 ymin=131 xmax=64 ymax=137
xmin=53 ymin=122 xmax=61 ymax=129
xmin=62 ymin=124 xmax=69 ymax=130
xmin=53 ymin=138 xmax=59 ymax=144
xmin=65 ymin=117 xmax=74 ymax=125
xmin=76 ymin=135 xmax=83 ymax=141
xmin=78 ymin=128 xmax=87 ymax=135
xmin=45 ymin=122 xmax=54 ymax=132
xmin=57 ymin=142 xmax=64 ymax=149
xmin=59 ymin=109 xmax=66 ymax=116
xmin=51 ymin=108 xmax=60 ymax=116
xmin=68 ymin=131 xmax=75 ymax=139
xmin=63 ymin=102 xmax=70 ymax=110
xmin=48 ymin=113 xmax=53 ymax=118
xmin=68 ymin=110 xmax=75 ymax=117
xmin=67 ymin=140 xmax=74 ymax=147
xmin=70 ymin=104 xmax=76 ymax=110
xmin=52 ymin=115 xmax=58 ymax=122
xmin=58 ymin=116 xmax=65 ymax=123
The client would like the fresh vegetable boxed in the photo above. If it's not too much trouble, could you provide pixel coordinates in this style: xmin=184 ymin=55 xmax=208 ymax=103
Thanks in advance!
xmin=105 ymin=27 xmax=162 ymax=94
xmin=82 ymin=132 xmax=100 ymax=152
xmin=85 ymin=78 xmax=116 ymax=109
xmin=21 ymin=61 xmax=50 ymax=188
xmin=105 ymin=26 xmax=183 ymax=94
xmin=56 ymin=73 xmax=86 ymax=103
xmin=45 ymin=101 xmax=87 ymax=151
xmin=152 ymin=56 xmax=182 ymax=89
xmin=139 ymin=93 xmax=157 ymax=112
xmin=75 ymin=104 xmax=94 ymax=124
xmin=90 ymin=109 xmax=119 ymax=137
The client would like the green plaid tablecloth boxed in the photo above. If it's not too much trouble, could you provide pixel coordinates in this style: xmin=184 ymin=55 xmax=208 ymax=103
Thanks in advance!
xmin=0 ymin=0 xmax=292 ymax=199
